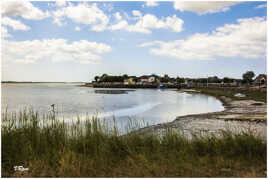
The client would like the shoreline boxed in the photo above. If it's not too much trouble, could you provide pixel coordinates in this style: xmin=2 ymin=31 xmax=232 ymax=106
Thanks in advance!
xmin=85 ymin=83 xmax=178 ymax=89
xmin=94 ymin=89 xmax=136 ymax=94
xmin=133 ymin=89 xmax=267 ymax=136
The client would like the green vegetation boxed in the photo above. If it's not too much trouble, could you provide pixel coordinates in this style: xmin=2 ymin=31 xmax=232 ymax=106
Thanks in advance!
xmin=193 ymin=87 xmax=267 ymax=103
xmin=2 ymin=109 xmax=266 ymax=177
xmin=95 ymin=74 xmax=131 ymax=83
xmin=242 ymin=71 xmax=255 ymax=84
xmin=92 ymin=71 xmax=267 ymax=87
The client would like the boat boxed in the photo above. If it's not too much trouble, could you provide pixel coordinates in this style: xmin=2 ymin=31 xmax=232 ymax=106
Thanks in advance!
xmin=158 ymin=84 xmax=168 ymax=89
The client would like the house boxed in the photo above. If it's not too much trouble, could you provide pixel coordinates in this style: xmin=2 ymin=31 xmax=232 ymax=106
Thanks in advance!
xmin=123 ymin=76 xmax=136 ymax=85
xmin=148 ymin=74 xmax=159 ymax=83
xmin=253 ymin=74 xmax=267 ymax=86
xmin=184 ymin=78 xmax=190 ymax=85
xmin=123 ymin=79 xmax=128 ymax=85
xmin=139 ymin=76 xmax=149 ymax=83
xmin=129 ymin=77 xmax=135 ymax=84
xmin=184 ymin=78 xmax=195 ymax=87
xmin=127 ymin=77 xmax=136 ymax=84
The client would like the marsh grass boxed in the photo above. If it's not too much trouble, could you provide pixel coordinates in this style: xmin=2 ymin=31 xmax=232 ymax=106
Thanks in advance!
xmin=1 ymin=109 xmax=267 ymax=177
xmin=193 ymin=87 xmax=267 ymax=103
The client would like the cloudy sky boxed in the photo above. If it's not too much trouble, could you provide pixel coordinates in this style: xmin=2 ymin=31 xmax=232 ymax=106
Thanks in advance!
xmin=1 ymin=0 xmax=267 ymax=82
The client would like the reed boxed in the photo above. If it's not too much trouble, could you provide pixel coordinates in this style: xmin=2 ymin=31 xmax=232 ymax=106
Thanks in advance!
xmin=1 ymin=108 xmax=266 ymax=177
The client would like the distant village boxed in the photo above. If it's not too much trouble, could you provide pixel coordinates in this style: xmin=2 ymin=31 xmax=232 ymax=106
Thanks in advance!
xmin=91 ymin=71 xmax=267 ymax=89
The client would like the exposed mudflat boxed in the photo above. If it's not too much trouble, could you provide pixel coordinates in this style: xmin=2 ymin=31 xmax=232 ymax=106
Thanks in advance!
xmin=134 ymin=93 xmax=267 ymax=139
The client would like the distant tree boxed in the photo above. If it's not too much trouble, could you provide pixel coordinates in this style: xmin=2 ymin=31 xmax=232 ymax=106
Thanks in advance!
xmin=122 ymin=74 xmax=128 ymax=79
xmin=193 ymin=78 xmax=205 ymax=83
xmin=98 ymin=75 xmax=126 ymax=82
xmin=160 ymin=74 xmax=169 ymax=83
xmin=160 ymin=77 xmax=168 ymax=83
xmin=176 ymin=77 xmax=185 ymax=84
xmin=100 ymin=74 xmax=108 ymax=82
xmin=164 ymin=74 xmax=169 ymax=79
xmin=208 ymin=76 xmax=220 ymax=83
xmin=223 ymin=77 xmax=232 ymax=83
xmin=201 ymin=78 xmax=208 ymax=83
xmin=101 ymin=74 xmax=108 ymax=78
xmin=242 ymin=71 xmax=255 ymax=84
xmin=94 ymin=76 xmax=99 ymax=82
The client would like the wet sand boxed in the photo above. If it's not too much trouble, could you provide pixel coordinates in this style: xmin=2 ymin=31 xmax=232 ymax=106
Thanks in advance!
xmin=134 ymin=90 xmax=267 ymax=139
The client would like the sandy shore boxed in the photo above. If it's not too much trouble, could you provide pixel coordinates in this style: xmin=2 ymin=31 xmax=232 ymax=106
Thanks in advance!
xmin=134 ymin=90 xmax=267 ymax=138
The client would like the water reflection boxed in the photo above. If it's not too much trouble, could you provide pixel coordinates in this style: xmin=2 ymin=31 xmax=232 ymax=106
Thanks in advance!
xmin=2 ymin=84 xmax=224 ymax=133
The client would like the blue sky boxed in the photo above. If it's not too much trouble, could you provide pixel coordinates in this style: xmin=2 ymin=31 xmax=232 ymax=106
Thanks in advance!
xmin=1 ymin=1 xmax=267 ymax=82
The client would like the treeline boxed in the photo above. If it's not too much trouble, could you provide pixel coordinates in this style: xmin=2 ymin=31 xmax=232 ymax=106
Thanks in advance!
xmin=94 ymin=74 xmax=183 ymax=83
xmin=93 ymin=74 xmax=240 ymax=84
xmin=93 ymin=71 xmax=266 ymax=85
xmin=94 ymin=74 xmax=132 ymax=83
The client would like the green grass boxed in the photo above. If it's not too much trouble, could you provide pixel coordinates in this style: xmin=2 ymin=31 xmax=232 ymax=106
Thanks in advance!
xmin=192 ymin=87 xmax=267 ymax=103
xmin=2 ymin=109 xmax=267 ymax=177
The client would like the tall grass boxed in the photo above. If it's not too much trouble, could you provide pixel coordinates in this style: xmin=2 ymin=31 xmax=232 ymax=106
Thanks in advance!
xmin=1 ymin=109 xmax=267 ymax=177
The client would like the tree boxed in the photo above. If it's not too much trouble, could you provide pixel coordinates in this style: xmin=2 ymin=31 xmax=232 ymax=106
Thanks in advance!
xmin=242 ymin=71 xmax=255 ymax=84
xmin=164 ymin=74 xmax=169 ymax=79
xmin=94 ymin=76 xmax=99 ymax=82
xmin=100 ymin=74 xmax=108 ymax=82
xmin=208 ymin=76 xmax=220 ymax=83
xmin=122 ymin=74 xmax=128 ymax=79
xmin=176 ymin=77 xmax=185 ymax=84
xmin=160 ymin=74 xmax=169 ymax=83
xmin=223 ymin=77 xmax=232 ymax=83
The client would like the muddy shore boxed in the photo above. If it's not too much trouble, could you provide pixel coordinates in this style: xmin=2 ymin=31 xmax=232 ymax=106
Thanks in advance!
xmin=134 ymin=90 xmax=267 ymax=138
xmin=95 ymin=89 xmax=136 ymax=94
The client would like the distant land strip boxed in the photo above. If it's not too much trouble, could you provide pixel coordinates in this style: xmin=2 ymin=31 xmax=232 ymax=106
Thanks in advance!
xmin=1 ymin=81 xmax=85 ymax=84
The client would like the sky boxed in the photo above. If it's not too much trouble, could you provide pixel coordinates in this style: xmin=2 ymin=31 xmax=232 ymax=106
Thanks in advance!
xmin=1 ymin=0 xmax=267 ymax=82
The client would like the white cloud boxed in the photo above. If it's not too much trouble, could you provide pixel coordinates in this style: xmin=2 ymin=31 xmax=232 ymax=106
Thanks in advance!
xmin=1 ymin=26 xmax=12 ymax=38
xmin=52 ymin=9 xmax=66 ymax=26
xmin=255 ymin=4 xmax=267 ymax=9
xmin=2 ymin=17 xmax=30 ymax=31
xmin=109 ymin=13 xmax=183 ymax=34
xmin=52 ymin=3 xmax=109 ymax=31
xmin=1 ymin=0 xmax=49 ymax=20
xmin=145 ymin=1 xmax=159 ymax=7
xmin=75 ymin=26 xmax=81 ymax=31
xmin=55 ymin=0 xmax=66 ymax=7
xmin=2 ymin=39 xmax=112 ymax=64
xmin=109 ymin=20 xmax=129 ymax=31
xmin=114 ymin=12 xmax=122 ymax=21
xmin=140 ymin=17 xmax=266 ymax=60
xmin=174 ymin=2 xmax=239 ymax=15
xmin=132 ymin=10 xmax=142 ymax=17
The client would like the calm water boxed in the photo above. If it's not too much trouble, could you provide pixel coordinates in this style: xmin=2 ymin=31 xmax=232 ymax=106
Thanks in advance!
xmin=1 ymin=83 xmax=224 ymax=132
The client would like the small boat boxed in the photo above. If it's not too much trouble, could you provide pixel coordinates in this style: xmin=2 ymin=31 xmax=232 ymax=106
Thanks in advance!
xmin=158 ymin=84 xmax=168 ymax=89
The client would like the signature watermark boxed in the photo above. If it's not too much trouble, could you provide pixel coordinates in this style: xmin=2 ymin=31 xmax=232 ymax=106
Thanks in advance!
xmin=14 ymin=166 xmax=29 ymax=171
